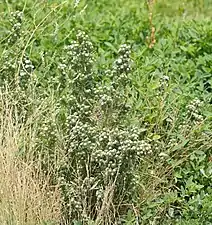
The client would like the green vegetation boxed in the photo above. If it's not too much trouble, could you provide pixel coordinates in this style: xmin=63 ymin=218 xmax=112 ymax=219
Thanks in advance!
xmin=0 ymin=0 xmax=212 ymax=224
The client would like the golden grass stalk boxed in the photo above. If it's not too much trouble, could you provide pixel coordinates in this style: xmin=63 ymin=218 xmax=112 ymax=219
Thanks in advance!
xmin=0 ymin=90 xmax=61 ymax=225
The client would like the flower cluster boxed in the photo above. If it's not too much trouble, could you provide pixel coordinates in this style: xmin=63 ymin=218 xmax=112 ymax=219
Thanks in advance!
xmin=179 ymin=98 xmax=204 ymax=133
xmin=0 ymin=52 xmax=34 ymax=89
xmin=8 ymin=11 xmax=23 ymax=44
xmin=166 ymin=137 xmax=179 ymax=151
xmin=74 ymin=0 xmax=80 ymax=8
xmin=58 ymin=60 xmax=67 ymax=76
xmin=178 ymin=120 xmax=192 ymax=132
xmin=186 ymin=98 xmax=204 ymax=123
xmin=91 ymin=44 xmax=133 ymax=119
xmin=160 ymin=75 xmax=169 ymax=88
xmin=91 ymin=127 xmax=152 ymax=177
xmin=1 ymin=51 xmax=16 ymax=85
xmin=59 ymin=122 xmax=152 ymax=219
xmin=19 ymin=56 xmax=34 ymax=88
xmin=51 ymin=31 xmax=154 ymax=220
xmin=36 ymin=113 xmax=59 ymax=162
xmin=93 ymin=85 xmax=114 ymax=109
xmin=113 ymin=44 xmax=132 ymax=83
xmin=156 ymin=75 xmax=170 ymax=95
xmin=64 ymin=30 xmax=94 ymax=76
xmin=38 ymin=119 xmax=57 ymax=141
xmin=57 ymin=31 xmax=95 ymax=97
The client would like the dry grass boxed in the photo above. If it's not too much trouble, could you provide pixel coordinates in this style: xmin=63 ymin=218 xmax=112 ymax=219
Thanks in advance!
xmin=0 ymin=90 xmax=61 ymax=225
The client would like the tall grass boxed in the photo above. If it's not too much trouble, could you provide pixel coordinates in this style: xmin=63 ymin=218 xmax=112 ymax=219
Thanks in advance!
xmin=0 ymin=0 xmax=211 ymax=224
xmin=0 ymin=90 xmax=61 ymax=225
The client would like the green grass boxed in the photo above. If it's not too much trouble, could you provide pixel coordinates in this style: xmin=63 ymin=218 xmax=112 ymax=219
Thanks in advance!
xmin=0 ymin=0 xmax=212 ymax=224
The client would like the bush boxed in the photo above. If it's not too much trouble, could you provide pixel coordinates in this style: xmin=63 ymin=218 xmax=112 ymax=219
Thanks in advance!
xmin=0 ymin=1 xmax=212 ymax=224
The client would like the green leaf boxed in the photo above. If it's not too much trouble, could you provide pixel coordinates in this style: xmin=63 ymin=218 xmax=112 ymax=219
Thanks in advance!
xmin=152 ymin=134 xmax=161 ymax=140
xmin=104 ymin=41 xmax=118 ymax=53
xmin=200 ymin=169 xmax=208 ymax=178
xmin=174 ymin=172 xmax=183 ymax=179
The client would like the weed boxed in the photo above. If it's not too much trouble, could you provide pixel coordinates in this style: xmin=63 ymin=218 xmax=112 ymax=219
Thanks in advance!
xmin=0 ymin=0 xmax=212 ymax=224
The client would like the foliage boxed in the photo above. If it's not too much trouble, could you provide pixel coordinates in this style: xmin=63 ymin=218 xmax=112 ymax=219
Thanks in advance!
xmin=0 ymin=0 xmax=212 ymax=224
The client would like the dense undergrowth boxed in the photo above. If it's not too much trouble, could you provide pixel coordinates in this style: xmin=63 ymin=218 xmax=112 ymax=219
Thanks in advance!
xmin=0 ymin=0 xmax=212 ymax=224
